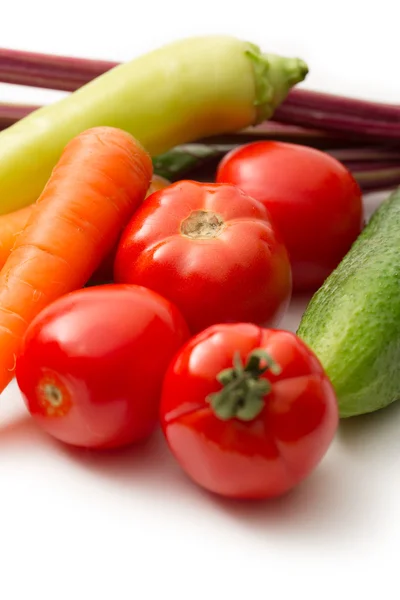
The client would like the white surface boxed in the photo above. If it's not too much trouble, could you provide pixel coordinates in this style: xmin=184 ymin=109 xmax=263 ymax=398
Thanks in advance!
xmin=1 ymin=2 xmax=400 ymax=598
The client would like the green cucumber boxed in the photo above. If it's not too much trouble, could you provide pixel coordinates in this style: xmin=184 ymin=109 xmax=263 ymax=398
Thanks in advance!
xmin=297 ymin=186 xmax=400 ymax=418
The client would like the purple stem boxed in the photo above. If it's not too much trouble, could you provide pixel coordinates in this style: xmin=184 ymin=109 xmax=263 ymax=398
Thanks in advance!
xmin=0 ymin=102 xmax=39 ymax=128
xmin=353 ymin=167 xmax=400 ymax=191
xmin=0 ymin=102 xmax=379 ymax=150
xmin=273 ymin=104 xmax=400 ymax=139
xmin=328 ymin=147 xmax=400 ymax=161
xmin=340 ymin=160 xmax=400 ymax=172
xmin=0 ymin=47 xmax=117 ymax=91
xmin=0 ymin=47 xmax=399 ymax=131
xmin=286 ymin=89 xmax=400 ymax=123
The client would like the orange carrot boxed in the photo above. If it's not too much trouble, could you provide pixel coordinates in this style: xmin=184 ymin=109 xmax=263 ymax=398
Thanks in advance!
xmin=0 ymin=125 xmax=152 ymax=392
xmin=0 ymin=174 xmax=170 ymax=274
xmin=89 ymin=174 xmax=171 ymax=283
xmin=0 ymin=205 xmax=32 ymax=267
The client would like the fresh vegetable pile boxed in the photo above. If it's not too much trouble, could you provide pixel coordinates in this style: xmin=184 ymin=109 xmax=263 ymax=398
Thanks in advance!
xmin=2 ymin=45 xmax=400 ymax=192
xmin=0 ymin=34 xmax=398 ymax=501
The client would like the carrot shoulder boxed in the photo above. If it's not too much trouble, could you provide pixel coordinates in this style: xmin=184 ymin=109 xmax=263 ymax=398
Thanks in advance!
xmin=0 ymin=174 xmax=169 ymax=275
xmin=0 ymin=126 xmax=152 ymax=392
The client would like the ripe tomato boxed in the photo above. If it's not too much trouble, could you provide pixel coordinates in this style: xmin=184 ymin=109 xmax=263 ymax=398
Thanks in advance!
xmin=216 ymin=141 xmax=364 ymax=292
xmin=16 ymin=284 xmax=189 ymax=449
xmin=114 ymin=180 xmax=292 ymax=334
xmin=160 ymin=323 xmax=338 ymax=499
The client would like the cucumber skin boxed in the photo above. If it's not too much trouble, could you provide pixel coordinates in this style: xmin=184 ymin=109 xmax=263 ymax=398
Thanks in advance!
xmin=297 ymin=187 xmax=400 ymax=418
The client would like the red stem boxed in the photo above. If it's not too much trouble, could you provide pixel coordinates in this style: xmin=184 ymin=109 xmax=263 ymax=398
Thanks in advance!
xmin=340 ymin=160 xmax=400 ymax=171
xmin=285 ymin=89 xmax=400 ymax=122
xmin=0 ymin=102 xmax=379 ymax=149
xmin=328 ymin=148 xmax=400 ymax=162
xmin=0 ymin=47 xmax=116 ymax=91
xmin=273 ymin=104 xmax=400 ymax=139
xmin=353 ymin=167 xmax=400 ymax=191
xmin=0 ymin=102 xmax=39 ymax=128
xmin=0 ymin=47 xmax=399 ymax=194
xmin=0 ymin=46 xmax=399 ymax=131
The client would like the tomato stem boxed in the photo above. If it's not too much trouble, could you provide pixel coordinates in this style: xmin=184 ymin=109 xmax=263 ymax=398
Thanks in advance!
xmin=206 ymin=349 xmax=281 ymax=421
xmin=42 ymin=383 xmax=63 ymax=407
xmin=36 ymin=374 xmax=72 ymax=418
xmin=180 ymin=210 xmax=225 ymax=239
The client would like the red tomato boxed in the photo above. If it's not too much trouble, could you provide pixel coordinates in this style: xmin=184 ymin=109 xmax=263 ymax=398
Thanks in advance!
xmin=216 ymin=141 xmax=364 ymax=292
xmin=114 ymin=180 xmax=292 ymax=334
xmin=160 ymin=323 xmax=338 ymax=499
xmin=16 ymin=284 xmax=189 ymax=449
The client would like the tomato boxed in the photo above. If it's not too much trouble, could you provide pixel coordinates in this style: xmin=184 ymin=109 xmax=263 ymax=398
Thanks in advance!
xmin=16 ymin=284 xmax=189 ymax=449
xmin=160 ymin=323 xmax=338 ymax=499
xmin=216 ymin=141 xmax=364 ymax=292
xmin=114 ymin=180 xmax=292 ymax=334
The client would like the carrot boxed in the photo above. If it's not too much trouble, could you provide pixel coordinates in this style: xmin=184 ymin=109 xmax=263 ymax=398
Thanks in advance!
xmin=89 ymin=173 xmax=171 ymax=283
xmin=0 ymin=174 xmax=169 ymax=274
xmin=0 ymin=205 xmax=32 ymax=267
xmin=0 ymin=125 xmax=152 ymax=392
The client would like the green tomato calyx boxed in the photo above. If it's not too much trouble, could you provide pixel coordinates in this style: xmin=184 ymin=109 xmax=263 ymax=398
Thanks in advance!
xmin=206 ymin=349 xmax=281 ymax=421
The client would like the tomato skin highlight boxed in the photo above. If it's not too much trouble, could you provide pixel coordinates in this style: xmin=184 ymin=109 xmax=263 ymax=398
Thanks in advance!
xmin=114 ymin=180 xmax=292 ymax=334
xmin=160 ymin=323 xmax=338 ymax=499
xmin=16 ymin=284 xmax=189 ymax=449
xmin=216 ymin=141 xmax=364 ymax=292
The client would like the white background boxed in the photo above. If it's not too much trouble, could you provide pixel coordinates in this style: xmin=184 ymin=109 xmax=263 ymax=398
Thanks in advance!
xmin=1 ymin=2 xmax=399 ymax=599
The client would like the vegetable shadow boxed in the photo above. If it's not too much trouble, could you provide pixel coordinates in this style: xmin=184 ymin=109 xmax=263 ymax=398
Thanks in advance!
xmin=201 ymin=446 xmax=370 ymax=545
xmin=339 ymin=395 xmax=400 ymax=451
xmin=0 ymin=400 xmax=379 ymax=545
xmin=58 ymin=427 xmax=198 ymax=499
xmin=60 ymin=428 xmax=370 ymax=544
xmin=280 ymin=292 xmax=312 ymax=333
xmin=0 ymin=413 xmax=48 ymax=448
